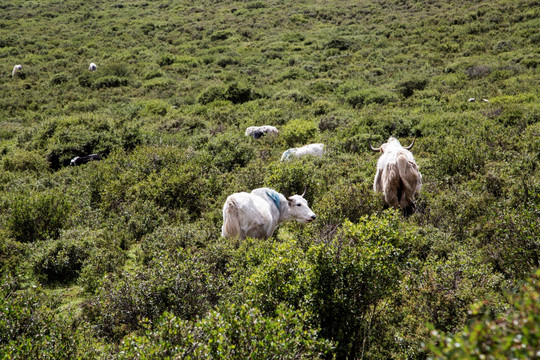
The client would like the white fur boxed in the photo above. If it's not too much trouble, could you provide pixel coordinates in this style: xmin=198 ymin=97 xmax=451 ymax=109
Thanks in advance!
xmin=222 ymin=187 xmax=316 ymax=239
xmin=281 ymin=143 xmax=324 ymax=161
xmin=89 ymin=62 xmax=97 ymax=71
xmin=245 ymin=125 xmax=279 ymax=137
xmin=12 ymin=65 xmax=22 ymax=77
xmin=373 ymin=137 xmax=422 ymax=209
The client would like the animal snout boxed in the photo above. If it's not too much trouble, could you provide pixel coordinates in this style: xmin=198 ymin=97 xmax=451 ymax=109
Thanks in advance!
xmin=311 ymin=214 xmax=316 ymax=220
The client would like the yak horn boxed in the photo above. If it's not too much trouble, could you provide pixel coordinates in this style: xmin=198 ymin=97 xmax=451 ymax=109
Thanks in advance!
xmin=403 ymin=138 xmax=416 ymax=150
xmin=369 ymin=143 xmax=381 ymax=152
xmin=301 ymin=187 xmax=307 ymax=197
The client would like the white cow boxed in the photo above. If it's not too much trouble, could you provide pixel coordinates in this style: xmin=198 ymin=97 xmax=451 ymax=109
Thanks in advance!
xmin=371 ymin=137 xmax=422 ymax=212
xmin=222 ymin=187 xmax=316 ymax=240
xmin=281 ymin=143 xmax=324 ymax=161
xmin=12 ymin=65 xmax=22 ymax=77
xmin=245 ymin=125 xmax=279 ymax=139
xmin=89 ymin=62 xmax=97 ymax=71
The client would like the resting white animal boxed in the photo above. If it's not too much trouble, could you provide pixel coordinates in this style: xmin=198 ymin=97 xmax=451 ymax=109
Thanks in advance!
xmin=89 ymin=62 xmax=97 ymax=71
xmin=245 ymin=125 xmax=279 ymax=139
xmin=12 ymin=65 xmax=22 ymax=77
xmin=371 ymin=137 xmax=422 ymax=212
xmin=221 ymin=187 xmax=316 ymax=240
xmin=281 ymin=143 xmax=324 ymax=161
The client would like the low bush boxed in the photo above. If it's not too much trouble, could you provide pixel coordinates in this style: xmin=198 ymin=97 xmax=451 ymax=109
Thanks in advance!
xmin=427 ymin=270 xmax=539 ymax=359
xmin=465 ymin=65 xmax=491 ymax=79
xmin=397 ymin=77 xmax=429 ymax=98
xmin=83 ymin=249 xmax=227 ymax=341
xmin=31 ymin=229 xmax=95 ymax=284
xmin=1 ymin=150 xmax=49 ymax=172
xmin=346 ymin=88 xmax=398 ymax=108
xmin=119 ymin=304 xmax=333 ymax=359
xmin=5 ymin=191 xmax=70 ymax=243
xmin=280 ymin=118 xmax=318 ymax=147
xmin=198 ymin=84 xmax=226 ymax=104
xmin=242 ymin=213 xmax=410 ymax=358
xmin=93 ymin=76 xmax=128 ymax=89
xmin=0 ymin=277 xmax=82 ymax=359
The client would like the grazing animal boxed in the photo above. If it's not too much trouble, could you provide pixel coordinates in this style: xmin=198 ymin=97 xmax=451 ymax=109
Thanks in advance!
xmin=370 ymin=137 xmax=422 ymax=212
xmin=70 ymin=154 xmax=102 ymax=166
xmin=89 ymin=62 xmax=97 ymax=71
xmin=12 ymin=65 xmax=22 ymax=77
xmin=281 ymin=143 xmax=325 ymax=161
xmin=245 ymin=125 xmax=279 ymax=139
xmin=221 ymin=187 xmax=316 ymax=239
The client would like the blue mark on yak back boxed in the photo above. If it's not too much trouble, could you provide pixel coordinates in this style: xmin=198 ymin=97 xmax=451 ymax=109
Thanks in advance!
xmin=265 ymin=190 xmax=280 ymax=209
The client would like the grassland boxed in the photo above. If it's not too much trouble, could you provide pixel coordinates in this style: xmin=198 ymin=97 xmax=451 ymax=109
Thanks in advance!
xmin=1 ymin=0 xmax=539 ymax=358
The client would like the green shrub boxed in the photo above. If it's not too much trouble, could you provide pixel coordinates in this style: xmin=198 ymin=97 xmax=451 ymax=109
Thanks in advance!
xmin=139 ymin=224 xmax=216 ymax=265
xmin=50 ymin=73 xmax=69 ymax=85
xmin=246 ymin=1 xmax=267 ymax=9
xmin=274 ymin=89 xmax=313 ymax=104
xmin=397 ymin=77 xmax=429 ymax=98
xmin=427 ymin=270 xmax=539 ymax=359
xmin=492 ymin=39 xmax=514 ymax=53
xmin=93 ymin=75 xmax=128 ymax=89
xmin=143 ymin=69 xmax=162 ymax=80
xmin=158 ymin=54 xmax=175 ymax=66
xmin=206 ymin=132 xmax=255 ymax=172
xmin=141 ymin=99 xmax=168 ymax=116
xmin=346 ymin=88 xmax=398 ymax=108
xmin=432 ymin=136 xmax=487 ymax=179
xmin=0 ymin=278 xmax=81 ymax=359
xmin=324 ymin=37 xmax=352 ymax=50
xmin=77 ymin=73 xmax=93 ymax=87
xmin=210 ymin=30 xmax=233 ymax=41
xmin=243 ymin=212 xmax=408 ymax=358
xmin=31 ymin=228 xmax=94 ymax=284
xmin=5 ymin=192 xmax=70 ymax=243
xmin=281 ymin=118 xmax=318 ymax=147
xmin=1 ymin=150 xmax=49 ymax=172
xmin=84 ymin=249 xmax=226 ymax=341
xmin=198 ymin=84 xmax=226 ymax=104
xmin=78 ymin=243 xmax=125 ymax=293
xmin=477 ymin=205 xmax=539 ymax=279
xmin=119 ymin=304 xmax=333 ymax=359
xmin=314 ymin=181 xmax=383 ymax=229
xmin=102 ymin=63 xmax=130 ymax=77
xmin=265 ymin=159 xmax=320 ymax=202
xmin=216 ymin=56 xmax=238 ymax=67
xmin=224 ymin=81 xmax=254 ymax=104
xmin=465 ymin=65 xmax=491 ymax=79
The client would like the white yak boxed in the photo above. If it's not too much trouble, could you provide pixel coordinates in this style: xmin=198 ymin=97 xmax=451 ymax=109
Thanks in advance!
xmin=371 ymin=137 xmax=422 ymax=212
xmin=222 ymin=187 xmax=316 ymax=239
xmin=281 ymin=143 xmax=324 ymax=161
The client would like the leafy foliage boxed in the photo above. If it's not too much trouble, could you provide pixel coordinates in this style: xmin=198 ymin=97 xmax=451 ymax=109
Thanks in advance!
xmin=427 ymin=270 xmax=540 ymax=359
xmin=0 ymin=0 xmax=538 ymax=358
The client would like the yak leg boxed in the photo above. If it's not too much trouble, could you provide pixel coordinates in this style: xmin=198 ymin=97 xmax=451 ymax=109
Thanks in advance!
xmin=384 ymin=188 xmax=400 ymax=208
xmin=382 ymin=164 xmax=400 ymax=208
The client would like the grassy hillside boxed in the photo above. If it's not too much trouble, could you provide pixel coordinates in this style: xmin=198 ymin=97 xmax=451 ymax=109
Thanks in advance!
xmin=1 ymin=0 xmax=539 ymax=358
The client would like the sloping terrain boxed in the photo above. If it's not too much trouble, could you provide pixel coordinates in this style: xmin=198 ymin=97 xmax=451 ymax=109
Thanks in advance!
xmin=0 ymin=0 xmax=538 ymax=358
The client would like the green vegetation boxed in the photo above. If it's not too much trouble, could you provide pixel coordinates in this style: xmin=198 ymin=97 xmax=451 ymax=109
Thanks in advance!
xmin=0 ymin=0 xmax=539 ymax=358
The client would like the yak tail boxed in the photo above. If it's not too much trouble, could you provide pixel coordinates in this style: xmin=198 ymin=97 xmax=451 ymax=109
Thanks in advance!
xmin=222 ymin=197 xmax=241 ymax=238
